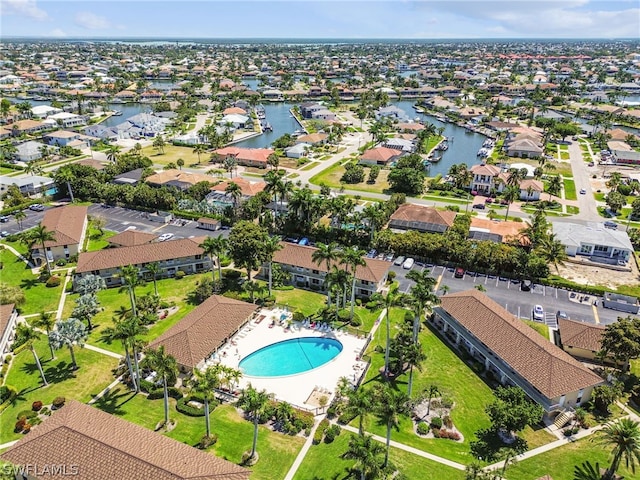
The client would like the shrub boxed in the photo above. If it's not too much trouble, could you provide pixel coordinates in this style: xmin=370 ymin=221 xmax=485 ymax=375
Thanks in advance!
xmin=3 ymin=354 xmax=11 ymax=364
xmin=147 ymin=387 xmax=182 ymax=401
xmin=175 ymin=270 xmax=186 ymax=279
xmin=430 ymin=417 xmax=443 ymax=429
xmin=46 ymin=276 xmax=62 ymax=288
xmin=52 ymin=397 xmax=65 ymax=409
xmin=292 ymin=409 xmax=314 ymax=432
xmin=176 ymin=396 xmax=210 ymax=417
xmin=223 ymin=269 xmax=242 ymax=280
xmin=0 ymin=385 xmax=12 ymax=403
xmin=40 ymin=407 xmax=51 ymax=416
xmin=431 ymin=427 xmax=441 ymax=438
xmin=443 ymin=415 xmax=453 ymax=429
xmin=17 ymin=410 xmax=37 ymax=420
xmin=198 ymin=433 xmax=218 ymax=449
xmin=337 ymin=309 xmax=350 ymax=322
xmin=387 ymin=270 xmax=396 ymax=282
xmin=439 ymin=429 xmax=461 ymax=441
xmin=349 ymin=316 xmax=362 ymax=327
xmin=14 ymin=418 xmax=28 ymax=433
xmin=314 ymin=418 xmax=330 ymax=444
xmin=440 ymin=397 xmax=454 ymax=409
xmin=32 ymin=401 xmax=43 ymax=412
xmin=324 ymin=428 xmax=337 ymax=443
xmin=417 ymin=422 xmax=429 ymax=435
xmin=292 ymin=311 xmax=305 ymax=322
xmin=55 ymin=258 xmax=67 ymax=267
xmin=337 ymin=410 xmax=357 ymax=425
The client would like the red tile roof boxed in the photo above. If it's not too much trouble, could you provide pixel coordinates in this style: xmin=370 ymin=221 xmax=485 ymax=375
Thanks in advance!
xmin=210 ymin=178 xmax=266 ymax=197
xmin=360 ymin=147 xmax=401 ymax=164
xmin=389 ymin=203 xmax=456 ymax=228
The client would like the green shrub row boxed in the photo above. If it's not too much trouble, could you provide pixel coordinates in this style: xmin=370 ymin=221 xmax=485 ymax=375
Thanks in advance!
xmin=313 ymin=418 xmax=330 ymax=444
xmin=176 ymin=395 xmax=215 ymax=417
xmin=0 ymin=386 xmax=17 ymax=414
xmin=147 ymin=387 xmax=182 ymax=401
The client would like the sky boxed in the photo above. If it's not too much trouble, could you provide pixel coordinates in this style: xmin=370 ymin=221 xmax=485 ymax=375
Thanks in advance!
xmin=1 ymin=0 xmax=639 ymax=39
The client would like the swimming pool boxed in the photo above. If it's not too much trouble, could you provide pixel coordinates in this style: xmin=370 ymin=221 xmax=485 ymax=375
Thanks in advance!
xmin=239 ymin=337 xmax=343 ymax=377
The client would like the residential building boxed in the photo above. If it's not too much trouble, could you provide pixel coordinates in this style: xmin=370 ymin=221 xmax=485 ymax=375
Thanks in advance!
xmin=612 ymin=149 xmax=640 ymax=165
xmin=432 ymin=290 xmax=604 ymax=411
xmin=31 ymin=105 xmax=63 ymax=119
xmin=374 ymin=105 xmax=409 ymax=122
xmin=504 ymin=133 xmax=544 ymax=158
xmin=149 ymin=295 xmax=257 ymax=371
xmin=0 ymin=304 xmax=18 ymax=364
xmin=518 ymin=179 xmax=544 ymax=201
xmin=0 ymin=175 xmax=56 ymax=197
xmin=554 ymin=318 xmax=617 ymax=365
xmin=470 ymin=163 xmax=501 ymax=194
xmin=552 ymin=222 xmax=632 ymax=264
xmin=11 ymin=119 xmax=47 ymax=135
xmin=206 ymin=178 xmax=266 ymax=206
xmin=284 ymin=143 xmax=309 ymax=159
xmin=146 ymin=169 xmax=217 ymax=191
xmin=388 ymin=203 xmax=456 ymax=234
xmin=107 ymin=230 xmax=157 ymax=248
xmin=299 ymin=103 xmax=324 ymax=119
xmin=113 ymin=168 xmax=145 ymax=185
xmin=295 ymin=133 xmax=328 ymax=145
xmin=310 ymin=109 xmax=336 ymax=121
xmin=196 ymin=217 xmax=221 ymax=231
xmin=31 ymin=205 xmax=88 ymax=267
xmin=0 ymin=400 xmax=250 ymax=480
xmin=75 ymin=238 xmax=212 ymax=288
xmin=43 ymin=130 xmax=95 ymax=148
xmin=359 ymin=146 xmax=403 ymax=166
xmin=469 ymin=218 xmax=528 ymax=244
xmin=268 ymin=242 xmax=389 ymax=298
xmin=46 ymin=111 xmax=87 ymax=128
xmin=220 ymin=114 xmax=250 ymax=129
xmin=15 ymin=141 xmax=50 ymax=162
xmin=212 ymin=146 xmax=274 ymax=168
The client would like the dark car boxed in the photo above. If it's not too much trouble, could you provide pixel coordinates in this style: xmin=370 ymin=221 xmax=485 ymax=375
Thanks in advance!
xmin=472 ymin=204 xmax=486 ymax=210
xmin=0 ymin=216 xmax=8 ymax=223
xmin=454 ymin=267 xmax=465 ymax=278
xmin=520 ymin=279 xmax=532 ymax=291
xmin=556 ymin=311 xmax=569 ymax=320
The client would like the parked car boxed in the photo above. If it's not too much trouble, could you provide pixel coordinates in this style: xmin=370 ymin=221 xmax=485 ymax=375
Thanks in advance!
xmin=158 ymin=233 xmax=174 ymax=242
xmin=402 ymin=257 xmax=415 ymax=269
xmin=384 ymin=253 xmax=394 ymax=262
xmin=556 ymin=311 xmax=569 ymax=320
xmin=579 ymin=188 xmax=586 ymax=194
xmin=298 ymin=237 xmax=309 ymax=246
xmin=472 ymin=204 xmax=486 ymax=210
xmin=0 ymin=216 xmax=8 ymax=223
xmin=520 ymin=279 xmax=532 ymax=291
xmin=603 ymin=221 xmax=618 ymax=230
xmin=29 ymin=204 xmax=45 ymax=212
xmin=0 ymin=231 xmax=9 ymax=238
xmin=366 ymin=249 xmax=377 ymax=258
xmin=454 ymin=267 xmax=465 ymax=278
xmin=532 ymin=305 xmax=544 ymax=321
xmin=393 ymin=256 xmax=405 ymax=266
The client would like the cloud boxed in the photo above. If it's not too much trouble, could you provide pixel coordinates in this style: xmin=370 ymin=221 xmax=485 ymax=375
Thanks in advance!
xmin=50 ymin=28 xmax=67 ymax=38
xmin=74 ymin=11 xmax=110 ymax=30
xmin=0 ymin=0 xmax=48 ymax=20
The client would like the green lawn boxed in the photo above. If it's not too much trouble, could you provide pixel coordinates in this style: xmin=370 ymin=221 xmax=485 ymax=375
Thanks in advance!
xmin=309 ymin=161 xmax=394 ymax=195
xmin=293 ymin=432 xmax=466 ymax=480
xmin=522 ymin=320 xmax=550 ymax=340
xmin=562 ymin=178 xmax=577 ymax=200
xmin=504 ymin=437 xmax=634 ymax=480
xmin=566 ymin=206 xmax=580 ymax=215
xmin=0 ymin=248 xmax=63 ymax=315
xmin=94 ymin=390 xmax=304 ymax=480
xmin=274 ymin=288 xmax=327 ymax=317
xmin=0 ymin=337 xmax=118 ymax=443
xmin=85 ymin=229 xmax=117 ymax=251
xmin=300 ymin=161 xmax=319 ymax=171
xmin=421 ymin=194 xmax=471 ymax=205
xmin=141 ymin=144 xmax=210 ymax=168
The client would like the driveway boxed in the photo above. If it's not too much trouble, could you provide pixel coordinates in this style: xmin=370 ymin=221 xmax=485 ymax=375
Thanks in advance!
xmin=568 ymin=140 xmax=601 ymax=222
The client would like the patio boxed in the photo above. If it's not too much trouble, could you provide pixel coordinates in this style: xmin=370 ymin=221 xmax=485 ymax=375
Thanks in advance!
xmin=211 ymin=307 xmax=368 ymax=411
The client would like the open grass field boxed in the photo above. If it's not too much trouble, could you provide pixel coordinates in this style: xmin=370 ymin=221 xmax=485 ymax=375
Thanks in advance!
xmin=141 ymin=144 xmax=210 ymax=168
xmin=0 ymin=337 xmax=118 ymax=443
xmin=562 ymin=178 xmax=577 ymax=200
xmin=309 ymin=161 xmax=395 ymax=195
xmin=85 ymin=228 xmax=117 ymax=252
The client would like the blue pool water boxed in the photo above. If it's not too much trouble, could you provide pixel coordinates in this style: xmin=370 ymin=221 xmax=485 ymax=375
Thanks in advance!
xmin=239 ymin=337 xmax=343 ymax=377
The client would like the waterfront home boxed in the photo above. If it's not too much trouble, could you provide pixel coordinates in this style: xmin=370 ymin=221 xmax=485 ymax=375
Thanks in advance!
xmin=300 ymin=103 xmax=325 ymax=119
xmin=285 ymin=143 xmax=309 ymax=159
xmin=30 ymin=105 xmax=63 ymax=119
xmin=310 ymin=109 xmax=336 ymax=121
xmin=267 ymin=242 xmax=389 ymax=298
xmin=1 ymin=400 xmax=250 ymax=480
xmin=10 ymin=119 xmax=47 ymax=135
xmin=504 ymin=134 xmax=544 ymax=158
xmin=0 ymin=304 xmax=18 ymax=364
xmin=146 ymin=169 xmax=217 ymax=191
xmin=358 ymin=146 xmax=403 ymax=166
xmin=387 ymin=203 xmax=456 ymax=234
xmin=383 ymin=137 xmax=415 ymax=153
xmin=470 ymin=163 xmax=501 ymax=194
xmin=220 ymin=114 xmax=250 ymax=129
xmin=374 ymin=105 xmax=409 ymax=123
xmin=552 ymin=222 xmax=632 ymax=264
xmin=212 ymin=146 xmax=274 ymax=168
xmin=206 ymin=178 xmax=266 ymax=206
xmin=433 ymin=290 xmax=604 ymax=412
xmin=30 ymin=205 xmax=88 ymax=267
xmin=75 ymin=238 xmax=211 ymax=288
xmin=14 ymin=141 xmax=50 ymax=162
xmin=0 ymin=175 xmax=55 ymax=197
xmin=43 ymin=130 xmax=95 ymax=148
xmin=295 ymin=133 xmax=328 ymax=145
xmin=46 ymin=112 xmax=86 ymax=128
xmin=149 ymin=295 xmax=257 ymax=371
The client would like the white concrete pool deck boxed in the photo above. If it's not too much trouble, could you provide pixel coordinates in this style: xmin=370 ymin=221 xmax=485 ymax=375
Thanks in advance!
xmin=213 ymin=307 xmax=368 ymax=410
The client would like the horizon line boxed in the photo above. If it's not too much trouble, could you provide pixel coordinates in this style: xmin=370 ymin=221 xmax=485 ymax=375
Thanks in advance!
xmin=2 ymin=36 xmax=638 ymax=41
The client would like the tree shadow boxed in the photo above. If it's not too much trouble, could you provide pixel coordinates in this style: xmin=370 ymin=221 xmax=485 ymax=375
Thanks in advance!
xmin=92 ymin=387 xmax=136 ymax=416
xmin=20 ymin=277 xmax=40 ymax=290
xmin=42 ymin=360 xmax=77 ymax=384
xmin=470 ymin=427 xmax=528 ymax=463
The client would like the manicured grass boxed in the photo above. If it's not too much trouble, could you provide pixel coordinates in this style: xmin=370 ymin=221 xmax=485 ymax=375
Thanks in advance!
xmin=95 ymin=390 xmax=304 ymax=480
xmin=421 ymin=194 xmax=471 ymax=205
xmin=505 ymin=436 xmax=634 ymax=480
xmin=309 ymin=161 xmax=394 ymax=195
xmin=562 ymin=178 xmax=577 ymax=200
xmin=566 ymin=206 xmax=580 ymax=215
xmin=141 ymin=144 xmax=209 ymax=168
xmin=274 ymin=288 xmax=326 ymax=317
xmin=293 ymin=432 xmax=466 ymax=480
xmin=0 ymin=337 xmax=119 ymax=443
xmin=0 ymin=249 xmax=63 ymax=315
xmin=522 ymin=320 xmax=550 ymax=340
xmin=594 ymin=192 xmax=606 ymax=202
xmin=300 ymin=161 xmax=319 ymax=171
xmin=560 ymin=151 xmax=570 ymax=160
xmin=85 ymin=228 xmax=116 ymax=251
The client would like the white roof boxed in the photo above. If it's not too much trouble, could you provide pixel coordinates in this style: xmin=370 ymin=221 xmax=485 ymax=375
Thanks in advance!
xmin=48 ymin=112 xmax=81 ymax=120
xmin=552 ymin=222 xmax=633 ymax=251
xmin=31 ymin=105 xmax=62 ymax=115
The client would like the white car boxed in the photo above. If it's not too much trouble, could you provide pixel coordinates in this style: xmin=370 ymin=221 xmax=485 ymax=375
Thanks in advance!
xmin=579 ymin=188 xmax=586 ymax=194
xmin=158 ymin=233 xmax=174 ymax=242
xmin=402 ymin=257 xmax=415 ymax=269
xmin=532 ymin=305 xmax=544 ymax=321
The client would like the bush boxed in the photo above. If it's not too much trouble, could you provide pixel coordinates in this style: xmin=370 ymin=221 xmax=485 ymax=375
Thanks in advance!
xmin=431 ymin=427 xmax=441 ymax=438
xmin=55 ymin=258 xmax=67 ymax=267
xmin=337 ymin=309 xmax=351 ymax=322
xmin=147 ymin=387 xmax=182 ymax=401
xmin=32 ymin=401 xmax=43 ymax=412
xmin=430 ymin=417 xmax=443 ymax=429
xmin=14 ymin=418 xmax=28 ymax=433
xmin=17 ymin=410 xmax=37 ymax=420
xmin=324 ymin=427 xmax=337 ymax=443
xmin=443 ymin=415 xmax=453 ymax=429
xmin=3 ymin=354 xmax=11 ymax=364
xmin=0 ymin=385 xmax=13 ymax=403
xmin=417 ymin=422 xmax=429 ymax=435
xmin=46 ymin=276 xmax=62 ymax=288
xmin=439 ymin=429 xmax=461 ymax=441
xmin=349 ymin=316 xmax=362 ymax=327
xmin=387 ymin=270 xmax=396 ymax=282
xmin=174 ymin=270 xmax=186 ymax=279
xmin=292 ymin=311 xmax=305 ymax=322
xmin=52 ymin=397 xmax=65 ymax=409
xmin=440 ymin=397 xmax=454 ymax=409
xmin=292 ymin=409 xmax=315 ymax=432
xmin=176 ymin=396 xmax=210 ymax=417
xmin=337 ymin=410 xmax=357 ymax=425
xmin=198 ymin=433 xmax=218 ymax=449
xmin=314 ymin=418 xmax=330 ymax=444
xmin=0 ymin=386 xmax=16 ymax=413
xmin=223 ymin=269 xmax=242 ymax=280
xmin=40 ymin=407 xmax=51 ymax=416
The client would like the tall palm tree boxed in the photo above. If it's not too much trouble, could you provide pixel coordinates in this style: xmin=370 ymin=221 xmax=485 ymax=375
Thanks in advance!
xmin=404 ymin=341 xmax=427 ymax=398
xmin=424 ymin=384 xmax=440 ymax=417
xmin=57 ymin=166 xmax=76 ymax=203
xmin=374 ymin=384 xmax=410 ymax=467
xmin=105 ymin=144 xmax=121 ymax=163
xmin=327 ymin=266 xmax=350 ymax=312
xmin=32 ymin=311 xmax=56 ymax=359
xmin=263 ymin=235 xmax=282 ymax=297
xmin=342 ymin=433 xmax=385 ymax=480
xmin=573 ymin=461 xmax=604 ymax=480
xmin=547 ymin=175 xmax=563 ymax=201
xmin=101 ymin=317 xmax=144 ymax=392
xmin=146 ymin=346 xmax=178 ymax=427
xmin=146 ymin=262 xmax=161 ymax=297
xmin=345 ymin=387 xmax=373 ymax=436
xmin=502 ymin=185 xmax=521 ymax=221
xmin=190 ymin=366 xmax=221 ymax=438
xmin=237 ymin=384 xmax=273 ymax=461
xmin=312 ymin=242 xmax=340 ymax=306
xmin=406 ymin=270 xmax=438 ymax=342
xmin=119 ymin=265 xmax=142 ymax=317
xmin=15 ymin=324 xmax=48 ymax=386
xmin=340 ymin=247 xmax=367 ymax=320
xmin=225 ymin=181 xmax=242 ymax=212
xmin=381 ymin=283 xmax=401 ymax=377
xmin=21 ymin=225 xmax=56 ymax=275
xmin=14 ymin=210 xmax=26 ymax=231
xmin=193 ymin=144 xmax=206 ymax=164
xmin=48 ymin=318 xmax=88 ymax=370
xmin=595 ymin=418 xmax=640 ymax=479
xmin=199 ymin=236 xmax=228 ymax=281
xmin=536 ymin=233 xmax=568 ymax=273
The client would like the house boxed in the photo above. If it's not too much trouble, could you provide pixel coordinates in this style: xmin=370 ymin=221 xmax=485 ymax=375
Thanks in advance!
xmin=43 ymin=130 xmax=84 ymax=147
xmin=0 ymin=400 xmax=250 ymax=480
xmin=358 ymin=146 xmax=403 ymax=166
xmin=268 ymin=242 xmax=389 ymax=298
xmin=196 ymin=217 xmax=221 ymax=231
xmin=374 ymin=105 xmax=409 ymax=122
xmin=46 ymin=112 xmax=86 ymax=128
xmin=310 ymin=109 xmax=336 ymax=121
xmin=469 ymin=218 xmax=528 ymax=244
xmin=14 ymin=141 xmax=50 ymax=162
xmin=11 ymin=119 xmax=47 ymax=135
xmin=0 ymin=304 xmax=18 ymax=364
xmin=387 ymin=203 xmax=456 ymax=234
xmin=554 ymin=318 xmax=618 ymax=365
xmin=30 ymin=205 xmax=88 ymax=267
xmin=113 ymin=168 xmax=145 ymax=185
xmin=212 ymin=146 xmax=274 ymax=168
xmin=146 ymin=169 xmax=217 ymax=191
xmin=206 ymin=178 xmax=266 ymax=206
xmin=107 ymin=230 xmax=157 ymax=248
xmin=220 ymin=114 xmax=249 ymax=129
xmin=432 ymin=290 xmax=604 ymax=411
xmin=504 ymin=133 xmax=544 ymax=158
xmin=299 ymin=103 xmax=324 ymax=119
xmin=295 ymin=133 xmax=328 ymax=145
xmin=31 ymin=105 xmax=63 ymax=119
xmin=0 ymin=175 xmax=56 ymax=197
xmin=612 ymin=149 xmax=640 ymax=165
xmin=75 ymin=238 xmax=212 ymax=288
xmin=383 ymin=137 xmax=415 ymax=153
xmin=284 ymin=143 xmax=309 ymax=159
xmin=518 ymin=179 xmax=544 ymax=201
xmin=149 ymin=295 xmax=257 ymax=371
xmin=470 ymin=164 xmax=501 ymax=194
xmin=552 ymin=222 xmax=633 ymax=264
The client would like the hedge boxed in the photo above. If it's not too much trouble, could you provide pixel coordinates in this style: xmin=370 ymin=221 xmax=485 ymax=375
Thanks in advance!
xmin=0 ymin=386 xmax=17 ymax=414
xmin=540 ymin=275 xmax=618 ymax=298
xmin=176 ymin=395 xmax=216 ymax=417
xmin=313 ymin=418 xmax=330 ymax=444
xmin=147 ymin=387 xmax=182 ymax=401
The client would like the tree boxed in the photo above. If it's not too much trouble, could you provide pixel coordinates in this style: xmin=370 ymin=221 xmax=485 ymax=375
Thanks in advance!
xmin=146 ymin=346 xmax=178 ymax=427
xmin=593 ymin=383 xmax=624 ymax=415
xmin=152 ymin=136 xmax=166 ymax=154
xmin=373 ymin=384 xmax=410 ymax=467
xmin=200 ymin=236 xmax=228 ymax=282
xmin=403 ymin=341 xmax=427 ymax=398
xmin=176 ymin=158 xmax=185 ymax=170
xmin=536 ymin=233 xmax=567 ymax=273
xmin=57 ymin=166 xmax=76 ymax=203
xmin=546 ymin=175 xmax=563 ymax=201
xmin=312 ymin=242 xmax=340 ymax=307
xmin=146 ymin=262 xmax=161 ymax=297
xmin=190 ymin=366 xmax=221 ymax=438
xmin=225 ymin=181 xmax=242 ymax=211
xmin=594 ymin=418 xmax=640 ymax=479
xmin=101 ymin=316 xmax=147 ymax=392
xmin=406 ymin=269 xmax=438 ymax=342
xmin=105 ymin=144 xmax=121 ymax=163
xmin=15 ymin=324 xmax=48 ymax=386
xmin=13 ymin=210 xmax=26 ymax=231
xmin=49 ymin=318 xmax=88 ymax=370
xmin=72 ymin=294 xmax=100 ymax=330
xmin=237 ymin=384 xmax=272 ymax=461
xmin=600 ymin=316 xmax=640 ymax=369
xmin=485 ymin=387 xmax=544 ymax=439
xmin=340 ymin=246 xmax=367 ymax=321
xmin=119 ymin=265 xmax=142 ymax=317
xmin=424 ymin=384 xmax=440 ymax=417
xmin=606 ymin=191 xmax=626 ymax=214
xmin=32 ymin=311 xmax=56 ymax=359
xmin=74 ymin=274 xmax=106 ymax=297
xmin=573 ymin=461 xmax=604 ymax=480
xmin=345 ymin=387 xmax=373 ymax=436
xmin=228 ymin=221 xmax=270 ymax=282
xmin=193 ymin=144 xmax=206 ymax=164
xmin=388 ymin=154 xmax=426 ymax=195
xmin=342 ymin=433 xmax=385 ymax=480
xmin=21 ymin=225 xmax=56 ymax=275
xmin=263 ymin=235 xmax=282 ymax=297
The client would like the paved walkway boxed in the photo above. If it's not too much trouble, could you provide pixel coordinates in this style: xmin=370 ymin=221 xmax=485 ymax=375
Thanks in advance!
xmin=84 ymin=344 xmax=123 ymax=359
xmin=55 ymin=268 xmax=74 ymax=320
xmin=0 ymin=243 xmax=35 ymax=272
xmin=283 ymin=414 xmax=328 ymax=480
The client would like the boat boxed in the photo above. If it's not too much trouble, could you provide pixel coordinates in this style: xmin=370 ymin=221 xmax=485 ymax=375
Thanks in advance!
xmin=477 ymin=148 xmax=489 ymax=157
xmin=264 ymin=122 xmax=272 ymax=132
xmin=430 ymin=155 xmax=442 ymax=163
xmin=482 ymin=139 xmax=494 ymax=148
xmin=111 ymin=110 xmax=123 ymax=116
xmin=464 ymin=128 xmax=474 ymax=134
xmin=437 ymin=142 xmax=449 ymax=151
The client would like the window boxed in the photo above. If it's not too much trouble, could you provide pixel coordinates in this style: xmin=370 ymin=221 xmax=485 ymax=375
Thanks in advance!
xmin=195 ymin=255 xmax=202 ymax=260
xmin=312 ymin=269 xmax=319 ymax=274
xmin=594 ymin=245 xmax=608 ymax=253
xmin=311 ymin=279 xmax=320 ymax=285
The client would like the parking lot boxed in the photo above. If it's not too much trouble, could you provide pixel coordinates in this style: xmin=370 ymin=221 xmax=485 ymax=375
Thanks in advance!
xmin=390 ymin=261 xmax=630 ymax=326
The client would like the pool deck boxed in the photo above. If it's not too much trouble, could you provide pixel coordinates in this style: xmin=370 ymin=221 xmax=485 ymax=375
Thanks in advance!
xmin=214 ymin=307 xmax=368 ymax=411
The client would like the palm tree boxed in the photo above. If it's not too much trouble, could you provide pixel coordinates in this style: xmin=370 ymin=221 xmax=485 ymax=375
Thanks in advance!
xmin=342 ymin=433 xmax=385 ymax=480
xmin=193 ymin=144 xmax=206 ymax=164
xmin=146 ymin=346 xmax=178 ymax=427
xmin=406 ymin=270 xmax=438 ymax=342
xmin=502 ymin=185 xmax=521 ymax=221
xmin=225 ymin=181 xmax=242 ymax=212
xmin=345 ymin=387 xmax=373 ymax=436
xmin=424 ymin=384 xmax=440 ymax=417
xmin=537 ymin=233 xmax=568 ymax=273
xmin=404 ymin=341 xmax=427 ymax=398
xmin=14 ymin=210 xmax=26 ymax=231
xmin=312 ymin=242 xmax=340 ymax=306
xmin=48 ymin=318 xmax=88 ymax=370
xmin=237 ymin=384 xmax=272 ymax=461
xmin=340 ymin=247 xmax=367 ymax=320
xmin=146 ymin=262 xmax=161 ymax=297
xmin=595 ymin=418 xmax=640 ymax=479
xmin=75 ymin=274 xmax=106 ymax=297
xmin=119 ymin=265 xmax=142 ymax=317
xmin=573 ymin=461 xmax=604 ymax=480
xmin=32 ymin=311 xmax=56 ymax=359
xmin=105 ymin=144 xmax=121 ymax=163
xmin=190 ymin=366 xmax=221 ymax=438
xmin=381 ymin=283 xmax=401 ymax=377
xmin=57 ymin=166 xmax=76 ymax=203
xmin=21 ymin=225 xmax=56 ymax=275
xmin=15 ymin=324 xmax=48 ymax=386
xmin=199 ymin=236 xmax=228 ymax=281
xmin=263 ymin=235 xmax=282 ymax=297
xmin=374 ymin=384 xmax=410 ymax=467
xmin=243 ymin=281 xmax=264 ymax=304
xmin=101 ymin=316 xmax=147 ymax=392
xmin=547 ymin=175 xmax=563 ymax=201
